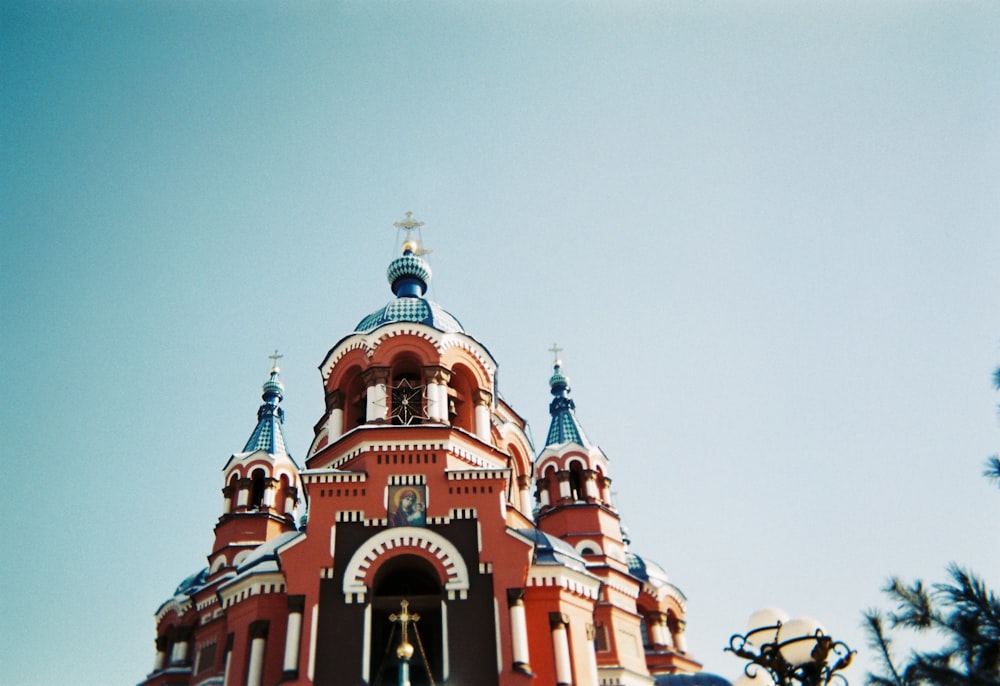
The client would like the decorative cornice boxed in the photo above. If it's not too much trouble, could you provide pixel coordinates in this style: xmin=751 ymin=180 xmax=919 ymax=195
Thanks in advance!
xmin=319 ymin=324 xmax=497 ymax=384
xmin=525 ymin=565 xmax=601 ymax=600
xmin=218 ymin=571 xmax=287 ymax=609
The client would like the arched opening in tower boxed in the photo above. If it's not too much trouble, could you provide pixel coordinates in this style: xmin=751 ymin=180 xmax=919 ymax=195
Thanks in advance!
xmin=370 ymin=555 xmax=444 ymax=686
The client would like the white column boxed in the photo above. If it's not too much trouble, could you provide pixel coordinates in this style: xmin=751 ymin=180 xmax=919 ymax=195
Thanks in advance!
xmin=222 ymin=489 xmax=233 ymax=514
xmin=222 ymin=639 xmax=233 ymax=686
xmin=651 ymin=613 xmax=671 ymax=648
xmin=283 ymin=598 xmax=304 ymax=675
xmin=441 ymin=599 xmax=450 ymax=681
xmin=247 ymin=622 xmax=268 ymax=686
xmin=475 ymin=403 xmax=491 ymax=441
xmin=584 ymin=472 xmax=598 ymax=499
xmin=583 ymin=624 xmax=600 ymax=685
xmin=367 ymin=382 xmax=387 ymax=422
xmin=557 ymin=473 xmax=571 ymax=500
xmin=307 ymin=604 xmax=318 ymax=680
xmin=237 ymin=483 xmax=249 ymax=508
xmin=672 ymin=618 xmax=688 ymax=652
xmin=284 ymin=493 xmax=295 ymax=514
xmin=262 ymin=484 xmax=276 ymax=508
xmin=508 ymin=591 xmax=531 ymax=672
xmin=520 ymin=484 xmax=534 ymax=514
xmin=153 ymin=637 xmax=168 ymax=672
xmin=170 ymin=635 xmax=189 ymax=665
xmin=538 ymin=481 xmax=550 ymax=507
xmin=327 ymin=407 xmax=344 ymax=439
xmin=426 ymin=382 xmax=444 ymax=421
xmin=550 ymin=613 xmax=573 ymax=686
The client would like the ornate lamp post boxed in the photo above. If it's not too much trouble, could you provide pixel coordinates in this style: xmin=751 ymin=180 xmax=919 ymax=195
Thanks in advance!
xmin=725 ymin=608 xmax=855 ymax=686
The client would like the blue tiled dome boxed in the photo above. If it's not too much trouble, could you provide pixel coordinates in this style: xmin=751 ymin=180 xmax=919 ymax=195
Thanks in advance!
xmin=355 ymin=244 xmax=465 ymax=334
xmin=387 ymin=254 xmax=431 ymax=292
xmin=355 ymin=298 xmax=465 ymax=334
xmin=627 ymin=552 xmax=671 ymax=587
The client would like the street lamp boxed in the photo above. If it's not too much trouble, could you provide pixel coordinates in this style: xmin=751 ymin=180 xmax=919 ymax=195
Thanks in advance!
xmin=726 ymin=608 xmax=855 ymax=686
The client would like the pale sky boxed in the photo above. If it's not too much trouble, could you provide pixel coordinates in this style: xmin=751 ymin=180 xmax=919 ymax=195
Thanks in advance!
xmin=2 ymin=2 xmax=999 ymax=684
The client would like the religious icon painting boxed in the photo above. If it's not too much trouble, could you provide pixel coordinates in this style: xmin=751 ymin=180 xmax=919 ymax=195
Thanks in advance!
xmin=387 ymin=484 xmax=427 ymax=528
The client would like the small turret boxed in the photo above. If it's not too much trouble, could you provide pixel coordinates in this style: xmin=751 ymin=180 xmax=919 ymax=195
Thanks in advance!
xmin=242 ymin=364 xmax=288 ymax=455
xmin=544 ymin=353 xmax=591 ymax=448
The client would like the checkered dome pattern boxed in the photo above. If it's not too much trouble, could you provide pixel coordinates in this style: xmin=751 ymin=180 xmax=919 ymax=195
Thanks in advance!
xmin=243 ymin=413 xmax=287 ymax=455
xmin=355 ymin=297 xmax=465 ymax=334
xmin=545 ymin=409 xmax=590 ymax=447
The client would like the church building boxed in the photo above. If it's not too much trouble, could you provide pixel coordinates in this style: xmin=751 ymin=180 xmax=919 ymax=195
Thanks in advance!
xmin=140 ymin=214 xmax=706 ymax=686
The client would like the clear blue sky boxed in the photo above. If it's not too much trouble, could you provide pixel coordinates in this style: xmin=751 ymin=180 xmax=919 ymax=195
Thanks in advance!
xmin=2 ymin=2 xmax=998 ymax=684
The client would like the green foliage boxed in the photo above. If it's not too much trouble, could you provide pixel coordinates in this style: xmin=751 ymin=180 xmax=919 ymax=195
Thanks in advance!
xmin=862 ymin=365 xmax=1000 ymax=685
xmin=863 ymin=566 xmax=1000 ymax=686
xmin=986 ymin=456 xmax=1000 ymax=489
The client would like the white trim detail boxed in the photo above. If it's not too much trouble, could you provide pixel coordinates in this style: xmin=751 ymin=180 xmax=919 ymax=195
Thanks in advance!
xmin=341 ymin=527 xmax=470 ymax=603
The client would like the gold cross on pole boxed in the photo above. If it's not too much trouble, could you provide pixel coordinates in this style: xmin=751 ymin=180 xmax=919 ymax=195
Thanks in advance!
xmin=268 ymin=350 xmax=283 ymax=371
xmin=393 ymin=211 xmax=424 ymax=233
xmin=389 ymin=599 xmax=420 ymax=644
xmin=548 ymin=343 xmax=563 ymax=364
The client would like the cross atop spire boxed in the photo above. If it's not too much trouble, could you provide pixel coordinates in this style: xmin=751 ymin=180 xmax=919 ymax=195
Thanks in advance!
xmin=548 ymin=343 xmax=563 ymax=365
xmin=392 ymin=211 xmax=432 ymax=257
xmin=393 ymin=211 xmax=424 ymax=232
xmin=268 ymin=349 xmax=283 ymax=372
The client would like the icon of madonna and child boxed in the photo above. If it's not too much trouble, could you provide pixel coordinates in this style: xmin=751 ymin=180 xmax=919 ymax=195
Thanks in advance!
xmin=387 ymin=485 xmax=427 ymax=528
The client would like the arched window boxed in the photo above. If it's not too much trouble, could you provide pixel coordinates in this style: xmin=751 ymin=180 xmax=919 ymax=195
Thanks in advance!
xmin=277 ymin=474 xmax=292 ymax=515
xmin=342 ymin=367 xmax=367 ymax=432
xmin=568 ymin=462 xmax=585 ymax=501
xmin=446 ymin=365 xmax=477 ymax=433
xmin=225 ymin=474 xmax=240 ymax=514
xmin=543 ymin=465 xmax=559 ymax=505
xmin=249 ymin=468 xmax=267 ymax=510
xmin=369 ymin=556 xmax=444 ymax=686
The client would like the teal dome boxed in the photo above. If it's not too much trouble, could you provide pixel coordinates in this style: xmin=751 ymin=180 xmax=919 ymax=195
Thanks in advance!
xmin=355 ymin=245 xmax=465 ymax=334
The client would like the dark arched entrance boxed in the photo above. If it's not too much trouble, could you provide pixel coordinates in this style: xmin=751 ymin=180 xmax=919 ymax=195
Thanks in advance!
xmin=370 ymin=555 xmax=444 ymax=686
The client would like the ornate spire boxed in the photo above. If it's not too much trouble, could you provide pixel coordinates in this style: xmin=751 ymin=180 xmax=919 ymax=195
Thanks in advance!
xmin=242 ymin=358 xmax=288 ymax=455
xmin=387 ymin=211 xmax=432 ymax=297
xmin=544 ymin=350 xmax=591 ymax=448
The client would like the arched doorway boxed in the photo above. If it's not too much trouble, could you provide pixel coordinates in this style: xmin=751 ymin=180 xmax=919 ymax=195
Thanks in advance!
xmin=370 ymin=555 xmax=444 ymax=686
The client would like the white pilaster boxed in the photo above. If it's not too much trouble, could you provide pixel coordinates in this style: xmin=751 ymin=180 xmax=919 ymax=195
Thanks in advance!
xmin=247 ymin=636 xmax=266 ymax=686
xmin=551 ymin=617 xmax=573 ymax=686
xmin=509 ymin=595 xmax=531 ymax=671
xmin=328 ymin=407 xmax=344 ymax=439
xmin=367 ymin=383 xmax=387 ymax=422
xmin=475 ymin=403 xmax=491 ymax=441
xmin=283 ymin=609 xmax=303 ymax=673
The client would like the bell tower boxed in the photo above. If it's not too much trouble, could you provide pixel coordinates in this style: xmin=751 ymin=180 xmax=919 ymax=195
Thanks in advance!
xmin=209 ymin=358 xmax=302 ymax=577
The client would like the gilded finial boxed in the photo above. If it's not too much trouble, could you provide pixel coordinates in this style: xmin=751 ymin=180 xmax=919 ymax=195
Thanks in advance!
xmin=268 ymin=349 xmax=284 ymax=373
xmin=393 ymin=211 xmax=432 ymax=256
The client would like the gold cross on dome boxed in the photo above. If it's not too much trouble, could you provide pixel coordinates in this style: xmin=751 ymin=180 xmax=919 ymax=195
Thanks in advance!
xmin=548 ymin=343 xmax=563 ymax=365
xmin=268 ymin=350 xmax=283 ymax=371
xmin=393 ymin=211 xmax=424 ymax=232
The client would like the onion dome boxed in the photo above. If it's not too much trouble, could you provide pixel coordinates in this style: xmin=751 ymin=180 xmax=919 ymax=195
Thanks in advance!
xmin=173 ymin=567 xmax=209 ymax=596
xmin=355 ymin=222 xmax=465 ymax=334
xmin=544 ymin=360 xmax=591 ymax=447
xmin=626 ymin=552 xmax=671 ymax=587
xmin=387 ymin=250 xmax=431 ymax=297
xmin=242 ymin=367 xmax=289 ymax=455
